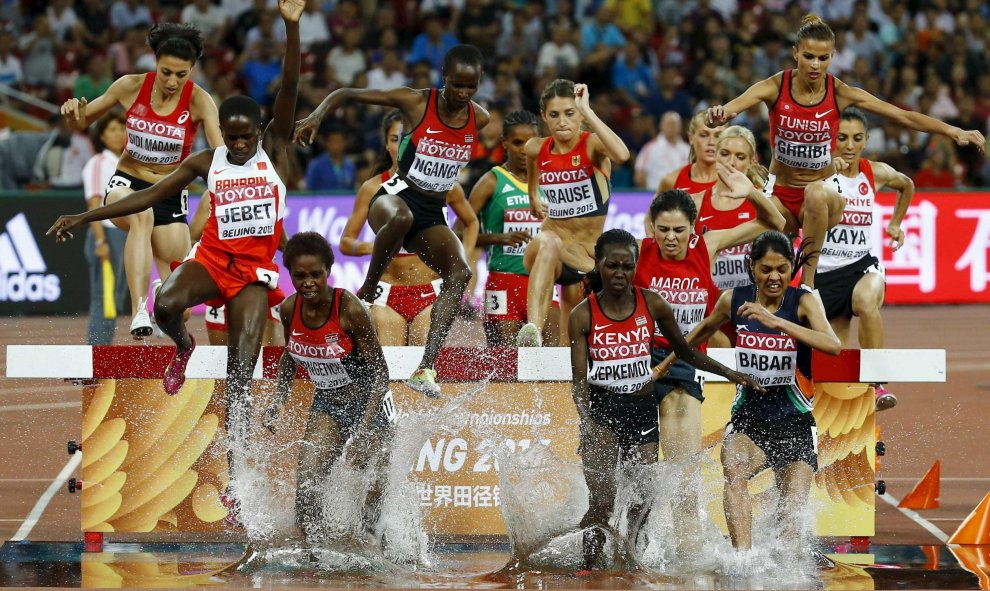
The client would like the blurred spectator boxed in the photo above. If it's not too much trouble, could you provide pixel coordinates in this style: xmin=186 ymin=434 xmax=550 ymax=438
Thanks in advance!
xmin=74 ymin=0 xmax=112 ymax=50
xmin=107 ymin=24 xmax=155 ymax=77
xmin=327 ymin=0 xmax=361 ymax=43
xmin=830 ymin=29 xmax=856 ymax=76
xmin=298 ymin=0 xmax=331 ymax=50
xmin=751 ymin=33 xmax=790 ymax=80
xmin=245 ymin=9 xmax=287 ymax=47
xmin=408 ymin=15 xmax=458 ymax=76
xmin=224 ymin=0 xmax=269 ymax=54
xmin=946 ymin=96 xmax=986 ymax=186
xmin=19 ymin=15 xmax=57 ymax=96
xmin=366 ymin=49 xmax=407 ymax=91
xmin=305 ymin=127 xmax=356 ymax=190
xmin=110 ymin=0 xmax=153 ymax=31
xmin=327 ymin=27 xmax=365 ymax=85
xmin=237 ymin=34 xmax=283 ymax=106
xmin=181 ymin=0 xmax=227 ymax=43
xmin=580 ymin=6 xmax=626 ymax=87
xmin=221 ymin=0 xmax=273 ymax=21
xmin=634 ymin=111 xmax=690 ymax=190
xmin=913 ymin=138 xmax=960 ymax=188
xmin=536 ymin=20 xmax=580 ymax=78
xmin=612 ymin=42 xmax=656 ymax=107
xmin=45 ymin=0 xmax=78 ymax=43
xmin=495 ymin=9 xmax=539 ymax=67
xmin=0 ymin=30 xmax=23 ymax=89
xmin=32 ymin=117 xmax=94 ymax=189
xmin=644 ymin=67 xmax=692 ymax=123
xmin=457 ymin=0 xmax=499 ymax=56
xmin=604 ymin=0 xmax=653 ymax=36
xmin=73 ymin=53 xmax=112 ymax=101
xmin=654 ymin=0 xmax=692 ymax=26
xmin=846 ymin=17 xmax=884 ymax=68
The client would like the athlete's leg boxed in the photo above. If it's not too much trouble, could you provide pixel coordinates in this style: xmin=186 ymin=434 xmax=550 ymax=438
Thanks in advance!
xmin=659 ymin=389 xmax=704 ymax=553
xmin=542 ymin=305 xmax=562 ymax=347
xmin=830 ymin=316 xmax=852 ymax=348
xmin=296 ymin=409 xmax=345 ymax=536
xmin=150 ymin=223 xmax=192 ymax=283
xmin=776 ymin=460 xmax=815 ymax=546
xmin=799 ymin=181 xmax=846 ymax=289
xmin=624 ymin=440 xmax=660 ymax=549
xmin=851 ymin=272 xmax=885 ymax=349
xmin=721 ymin=432 xmax=766 ymax=550
xmin=223 ymin=283 xmax=270 ymax=450
xmin=408 ymin=226 xmax=472 ymax=370
xmin=578 ymin=420 xmax=621 ymax=569
xmin=154 ymin=260 xmax=221 ymax=350
xmin=105 ymin=186 xmax=155 ymax=329
xmin=409 ymin=304 xmax=434 ymax=347
xmin=485 ymin=319 xmax=523 ymax=346
xmin=359 ymin=194 xmax=413 ymax=302
xmin=522 ymin=231 xmax=564 ymax=337
xmin=371 ymin=304 xmax=410 ymax=346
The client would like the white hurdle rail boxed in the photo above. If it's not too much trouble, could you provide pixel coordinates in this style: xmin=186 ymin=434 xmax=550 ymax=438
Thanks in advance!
xmin=5 ymin=346 xmax=946 ymax=383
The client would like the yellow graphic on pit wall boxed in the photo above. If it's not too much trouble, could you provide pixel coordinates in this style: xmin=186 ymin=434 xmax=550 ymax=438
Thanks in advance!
xmin=81 ymin=380 xmax=875 ymax=536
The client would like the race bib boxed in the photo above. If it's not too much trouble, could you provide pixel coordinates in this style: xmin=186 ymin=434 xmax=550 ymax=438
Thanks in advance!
xmin=381 ymin=389 xmax=398 ymax=424
xmin=484 ymin=289 xmax=508 ymax=316
xmin=372 ymin=281 xmax=391 ymax=306
xmin=382 ymin=175 xmax=408 ymax=196
xmin=255 ymin=268 xmax=279 ymax=289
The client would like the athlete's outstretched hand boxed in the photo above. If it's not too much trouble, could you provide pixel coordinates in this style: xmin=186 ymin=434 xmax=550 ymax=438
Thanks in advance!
xmin=278 ymin=0 xmax=305 ymax=21
xmin=728 ymin=370 xmax=766 ymax=393
xmin=293 ymin=112 xmax=322 ymax=146
xmin=529 ymin=195 xmax=547 ymax=220
xmin=716 ymin=162 xmax=754 ymax=199
xmin=831 ymin=156 xmax=851 ymax=172
xmin=47 ymin=214 xmax=85 ymax=242
xmin=705 ymin=105 xmax=736 ymax=128
xmin=952 ymin=128 xmax=986 ymax=153
xmin=60 ymin=97 xmax=87 ymax=122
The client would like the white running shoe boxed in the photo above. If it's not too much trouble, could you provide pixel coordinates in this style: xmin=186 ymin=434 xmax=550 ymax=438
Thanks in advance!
xmin=407 ymin=368 xmax=441 ymax=398
xmin=130 ymin=303 xmax=153 ymax=339
xmin=516 ymin=322 xmax=542 ymax=347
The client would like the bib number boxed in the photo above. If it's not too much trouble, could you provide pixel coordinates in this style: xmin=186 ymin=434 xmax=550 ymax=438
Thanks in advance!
xmin=383 ymin=175 xmax=408 ymax=196
xmin=372 ymin=281 xmax=391 ymax=306
xmin=255 ymin=268 xmax=279 ymax=289
xmin=485 ymin=289 xmax=508 ymax=316
xmin=180 ymin=188 xmax=189 ymax=215
xmin=381 ymin=389 xmax=398 ymax=424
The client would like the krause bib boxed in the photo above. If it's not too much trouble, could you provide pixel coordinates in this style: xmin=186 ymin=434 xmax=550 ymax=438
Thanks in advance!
xmin=537 ymin=131 xmax=610 ymax=219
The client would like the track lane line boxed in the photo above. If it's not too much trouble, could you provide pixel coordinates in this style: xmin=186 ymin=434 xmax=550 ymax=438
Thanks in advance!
xmin=878 ymin=492 xmax=950 ymax=543
xmin=8 ymin=454 xmax=81 ymax=542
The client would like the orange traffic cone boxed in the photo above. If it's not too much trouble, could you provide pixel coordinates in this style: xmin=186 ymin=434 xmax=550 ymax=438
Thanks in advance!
xmin=898 ymin=460 xmax=941 ymax=509
xmin=947 ymin=545 xmax=990 ymax=589
xmin=948 ymin=490 xmax=990 ymax=545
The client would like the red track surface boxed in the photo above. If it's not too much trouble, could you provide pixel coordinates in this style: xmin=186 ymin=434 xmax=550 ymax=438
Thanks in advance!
xmin=1 ymin=307 xmax=987 ymax=544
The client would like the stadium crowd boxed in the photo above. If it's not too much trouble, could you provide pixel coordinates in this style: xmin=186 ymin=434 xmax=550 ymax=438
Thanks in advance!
xmin=1 ymin=0 xmax=988 ymax=192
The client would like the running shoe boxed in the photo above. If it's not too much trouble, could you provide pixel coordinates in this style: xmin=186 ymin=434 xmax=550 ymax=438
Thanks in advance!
xmin=516 ymin=322 xmax=542 ymax=347
xmin=407 ymin=368 xmax=441 ymax=398
xmin=874 ymin=383 xmax=897 ymax=411
xmin=812 ymin=549 xmax=836 ymax=570
xmin=149 ymin=279 xmax=165 ymax=338
xmin=163 ymin=334 xmax=195 ymax=396
xmin=220 ymin=489 xmax=242 ymax=528
xmin=130 ymin=300 xmax=153 ymax=338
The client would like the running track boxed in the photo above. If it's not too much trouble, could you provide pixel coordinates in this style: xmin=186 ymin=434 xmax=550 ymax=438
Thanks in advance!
xmin=1 ymin=306 xmax=987 ymax=543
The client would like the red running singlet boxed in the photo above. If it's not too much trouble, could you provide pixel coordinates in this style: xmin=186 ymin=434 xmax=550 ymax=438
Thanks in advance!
xmin=768 ymin=69 xmax=841 ymax=172
xmin=286 ymin=288 xmax=356 ymax=390
xmin=586 ymin=288 xmax=654 ymax=395
xmin=124 ymin=72 xmax=199 ymax=166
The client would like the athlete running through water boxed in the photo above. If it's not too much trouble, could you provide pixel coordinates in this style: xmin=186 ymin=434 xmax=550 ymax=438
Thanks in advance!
xmin=706 ymin=14 xmax=984 ymax=288
xmin=293 ymin=45 xmax=491 ymax=397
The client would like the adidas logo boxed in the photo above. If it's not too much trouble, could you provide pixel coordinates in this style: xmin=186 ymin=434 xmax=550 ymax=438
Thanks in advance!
xmin=0 ymin=213 xmax=61 ymax=302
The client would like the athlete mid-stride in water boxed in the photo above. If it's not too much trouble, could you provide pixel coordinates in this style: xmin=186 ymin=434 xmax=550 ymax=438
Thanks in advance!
xmin=51 ymin=0 xmax=306 ymax=492
xmin=706 ymin=14 xmax=985 ymax=289
xmin=570 ymin=229 xmax=760 ymax=571
xmin=679 ymin=231 xmax=841 ymax=565
xmin=816 ymin=108 xmax=915 ymax=411
xmin=294 ymin=45 xmax=490 ymax=398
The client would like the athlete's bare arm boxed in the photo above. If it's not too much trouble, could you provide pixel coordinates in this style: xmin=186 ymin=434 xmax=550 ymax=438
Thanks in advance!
xmin=870 ymin=160 xmax=915 ymax=250
xmin=737 ymin=291 xmax=841 ymax=354
xmin=340 ymin=289 xmax=390 ymax=434
xmin=568 ymin=299 xmax=593 ymax=421
xmin=658 ymin=167 xmax=681 ymax=194
xmin=683 ymin=290 xmax=733 ymax=347
xmin=262 ymin=295 xmax=300 ymax=432
xmin=706 ymin=74 xmax=781 ymax=127
xmin=340 ymin=176 xmax=381 ymax=256
xmin=294 ymin=87 xmax=427 ymax=145
xmin=262 ymin=0 xmax=304 ymax=155
xmin=60 ymin=75 xmax=142 ymax=131
xmin=446 ymin=183 xmax=478 ymax=254
xmin=576 ymin=84 xmax=630 ymax=165
xmin=49 ymin=149 xmax=212 ymax=240
xmin=191 ymin=86 xmax=223 ymax=148
xmin=836 ymin=82 xmax=985 ymax=153
xmin=524 ymin=137 xmax=547 ymax=220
